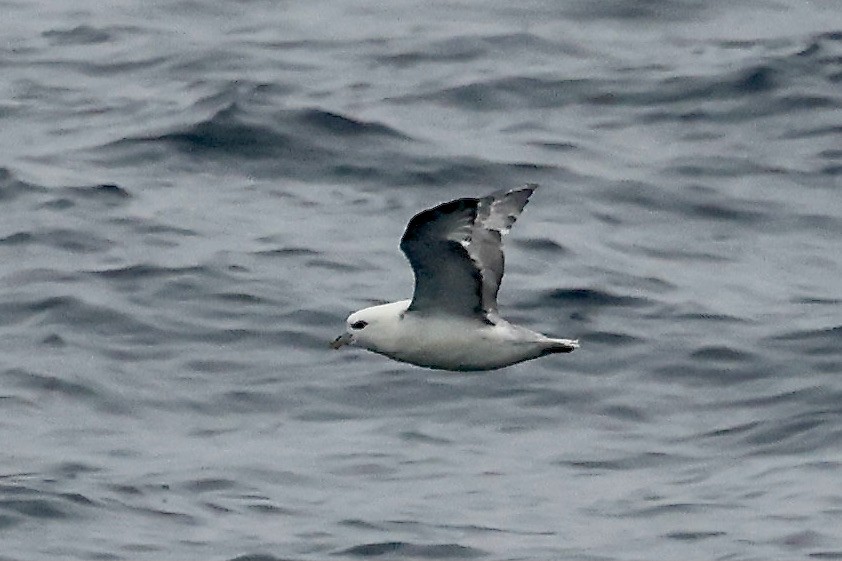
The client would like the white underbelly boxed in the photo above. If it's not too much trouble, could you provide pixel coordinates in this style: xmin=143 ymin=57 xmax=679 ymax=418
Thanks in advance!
xmin=382 ymin=316 xmax=541 ymax=371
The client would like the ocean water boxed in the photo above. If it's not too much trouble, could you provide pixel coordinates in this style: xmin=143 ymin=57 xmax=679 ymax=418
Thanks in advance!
xmin=2 ymin=0 xmax=842 ymax=559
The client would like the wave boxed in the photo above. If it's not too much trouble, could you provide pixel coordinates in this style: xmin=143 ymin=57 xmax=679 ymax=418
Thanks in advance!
xmin=376 ymin=32 xmax=581 ymax=67
xmin=338 ymin=541 xmax=485 ymax=559
xmin=118 ymin=103 xmax=409 ymax=159
xmin=100 ymin=98 xmax=558 ymax=185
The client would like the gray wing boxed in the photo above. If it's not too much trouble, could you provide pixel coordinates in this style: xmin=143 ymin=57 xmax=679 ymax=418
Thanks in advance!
xmin=400 ymin=184 xmax=537 ymax=318
xmin=473 ymin=185 xmax=536 ymax=313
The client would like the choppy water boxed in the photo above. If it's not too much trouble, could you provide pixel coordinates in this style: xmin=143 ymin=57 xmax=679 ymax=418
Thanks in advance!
xmin=2 ymin=0 xmax=842 ymax=559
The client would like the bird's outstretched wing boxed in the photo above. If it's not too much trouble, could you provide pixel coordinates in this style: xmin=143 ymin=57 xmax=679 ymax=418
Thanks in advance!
xmin=400 ymin=184 xmax=537 ymax=319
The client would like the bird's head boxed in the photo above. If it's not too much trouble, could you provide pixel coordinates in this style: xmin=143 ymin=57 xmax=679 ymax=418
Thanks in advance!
xmin=331 ymin=300 xmax=410 ymax=352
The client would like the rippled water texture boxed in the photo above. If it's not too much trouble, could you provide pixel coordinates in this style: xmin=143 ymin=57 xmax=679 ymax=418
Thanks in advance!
xmin=2 ymin=0 xmax=842 ymax=559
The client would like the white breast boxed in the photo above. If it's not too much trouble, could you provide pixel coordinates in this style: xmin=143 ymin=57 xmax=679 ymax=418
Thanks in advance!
xmin=376 ymin=314 xmax=545 ymax=371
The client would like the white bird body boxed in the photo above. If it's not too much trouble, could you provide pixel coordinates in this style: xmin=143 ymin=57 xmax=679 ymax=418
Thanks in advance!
xmin=342 ymin=299 xmax=577 ymax=371
xmin=332 ymin=185 xmax=579 ymax=371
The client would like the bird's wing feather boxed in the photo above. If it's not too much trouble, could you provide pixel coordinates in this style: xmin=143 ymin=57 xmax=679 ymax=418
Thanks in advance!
xmin=400 ymin=197 xmax=484 ymax=317
xmin=400 ymin=184 xmax=536 ymax=318
xmin=473 ymin=185 xmax=536 ymax=313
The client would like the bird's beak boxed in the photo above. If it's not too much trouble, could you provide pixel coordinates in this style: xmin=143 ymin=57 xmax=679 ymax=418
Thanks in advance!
xmin=330 ymin=332 xmax=354 ymax=349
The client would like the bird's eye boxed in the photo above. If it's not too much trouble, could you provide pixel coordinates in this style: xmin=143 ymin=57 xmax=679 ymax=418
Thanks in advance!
xmin=350 ymin=320 xmax=368 ymax=330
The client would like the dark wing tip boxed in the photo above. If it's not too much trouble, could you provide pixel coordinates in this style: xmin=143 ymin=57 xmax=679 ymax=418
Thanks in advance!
xmin=508 ymin=182 xmax=539 ymax=203
xmin=400 ymin=196 xmax=478 ymax=246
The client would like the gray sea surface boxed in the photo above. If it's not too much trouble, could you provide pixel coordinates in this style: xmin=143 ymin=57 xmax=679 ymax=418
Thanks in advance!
xmin=2 ymin=0 xmax=842 ymax=559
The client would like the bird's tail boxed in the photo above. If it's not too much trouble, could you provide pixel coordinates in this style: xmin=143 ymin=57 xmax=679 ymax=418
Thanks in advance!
xmin=541 ymin=338 xmax=579 ymax=355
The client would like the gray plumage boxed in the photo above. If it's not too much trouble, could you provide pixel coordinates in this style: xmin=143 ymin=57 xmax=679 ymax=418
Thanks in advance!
xmin=400 ymin=184 xmax=536 ymax=319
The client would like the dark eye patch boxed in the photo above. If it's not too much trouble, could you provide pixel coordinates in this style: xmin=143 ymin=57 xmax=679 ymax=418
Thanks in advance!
xmin=350 ymin=320 xmax=368 ymax=330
